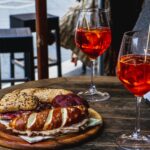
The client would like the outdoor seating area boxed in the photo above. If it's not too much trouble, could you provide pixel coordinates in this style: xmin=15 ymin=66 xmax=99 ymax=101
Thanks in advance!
xmin=0 ymin=0 xmax=149 ymax=150
xmin=0 ymin=27 xmax=34 ymax=88
xmin=10 ymin=13 xmax=62 ymax=77
xmin=0 ymin=0 xmax=76 ymax=88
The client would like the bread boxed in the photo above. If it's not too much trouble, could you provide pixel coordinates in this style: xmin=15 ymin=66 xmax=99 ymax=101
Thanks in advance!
xmin=0 ymin=88 xmax=72 ymax=113
xmin=33 ymin=88 xmax=73 ymax=103
xmin=20 ymin=88 xmax=72 ymax=103
xmin=20 ymin=88 xmax=39 ymax=96
xmin=0 ymin=92 xmax=38 ymax=113
xmin=0 ymin=88 xmax=91 ymax=137
xmin=9 ymin=105 xmax=88 ymax=132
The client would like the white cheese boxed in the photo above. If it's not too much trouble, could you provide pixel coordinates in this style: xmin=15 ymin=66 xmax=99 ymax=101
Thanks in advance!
xmin=44 ymin=109 xmax=53 ymax=129
xmin=61 ymin=108 xmax=67 ymax=127
xmin=27 ymin=113 xmax=37 ymax=129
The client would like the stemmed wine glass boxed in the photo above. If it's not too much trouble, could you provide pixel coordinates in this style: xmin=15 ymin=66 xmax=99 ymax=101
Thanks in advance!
xmin=75 ymin=8 xmax=111 ymax=102
xmin=116 ymin=30 xmax=150 ymax=149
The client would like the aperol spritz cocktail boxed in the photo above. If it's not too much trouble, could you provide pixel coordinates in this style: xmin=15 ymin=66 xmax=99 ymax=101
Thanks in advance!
xmin=117 ymin=54 xmax=150 ymax=96
xmin=116 ymin=31 xmax=150 ymax=149
xmin=75 ymin=27 xmax=111 ymax=60
xmin=75 ymin=8 xmax=111 ymax=102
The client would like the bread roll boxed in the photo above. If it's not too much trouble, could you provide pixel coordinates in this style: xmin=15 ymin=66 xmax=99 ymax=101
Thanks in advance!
xmin=9 ymin=106 xmax=88 ymax=131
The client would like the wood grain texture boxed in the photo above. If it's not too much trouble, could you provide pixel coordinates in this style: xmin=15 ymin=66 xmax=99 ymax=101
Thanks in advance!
xmin=0 ymin=76 xmax=149 ymax=150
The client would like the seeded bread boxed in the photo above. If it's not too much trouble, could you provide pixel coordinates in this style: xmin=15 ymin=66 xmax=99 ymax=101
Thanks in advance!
xmin=33 ymin=88 xmax=73 ymax=103
xmin=0 ymin=92 xmax=38 ymax=113
xmin=0 ymin=88 xmax=72 ymax=113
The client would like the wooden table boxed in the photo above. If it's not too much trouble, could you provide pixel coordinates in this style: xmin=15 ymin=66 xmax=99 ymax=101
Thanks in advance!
xmin=0 ymin=76 xmax=150 ymax=150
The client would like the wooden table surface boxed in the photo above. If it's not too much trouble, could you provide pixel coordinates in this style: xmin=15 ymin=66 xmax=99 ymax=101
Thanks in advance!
xmin=0 ymin=76 xmax=150 ymax=150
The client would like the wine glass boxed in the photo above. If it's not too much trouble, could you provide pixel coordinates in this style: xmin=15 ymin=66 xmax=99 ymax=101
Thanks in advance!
xmin=75 ymin=8 xmax=111 ymax=102
xmin=116 ymin=30 xmax=150 ymax=149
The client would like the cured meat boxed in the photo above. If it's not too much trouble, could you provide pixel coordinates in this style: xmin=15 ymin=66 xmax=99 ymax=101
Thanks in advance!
xmin=51 ymin=94 xmax=89 ymax=108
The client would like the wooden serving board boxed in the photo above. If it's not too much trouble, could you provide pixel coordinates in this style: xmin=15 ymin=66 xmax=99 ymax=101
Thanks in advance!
xmin=0 ymin=108 xmax=102 ymax=150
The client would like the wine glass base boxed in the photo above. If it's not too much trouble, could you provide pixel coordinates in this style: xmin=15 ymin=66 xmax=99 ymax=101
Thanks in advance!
xmin=116 ymin=133 xmax=150 ymax=150
xmin=78 ymin=90 xmax=110 ymax=102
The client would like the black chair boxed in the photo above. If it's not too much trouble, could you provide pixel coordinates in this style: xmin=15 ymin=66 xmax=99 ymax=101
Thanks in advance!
xmin=10 ymin=13 xmax=62 ymax=77
xmin=0 ymin=28 xmax=34 ymax=88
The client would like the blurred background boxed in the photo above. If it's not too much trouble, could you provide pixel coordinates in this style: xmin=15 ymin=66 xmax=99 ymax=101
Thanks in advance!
xmin=0 ymin=0 xmax=145 ymax=88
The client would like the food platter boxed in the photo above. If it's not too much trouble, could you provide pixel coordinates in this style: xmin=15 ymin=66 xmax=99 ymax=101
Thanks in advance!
xmin=0 ymin=108 xmax=102 ymax=150
xmin=0 ymin=88 xmax=103 ymax=149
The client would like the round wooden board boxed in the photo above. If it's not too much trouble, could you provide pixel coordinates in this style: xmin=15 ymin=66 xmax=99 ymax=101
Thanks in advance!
xmin=0 ymin=108 xmax=103 ymax=150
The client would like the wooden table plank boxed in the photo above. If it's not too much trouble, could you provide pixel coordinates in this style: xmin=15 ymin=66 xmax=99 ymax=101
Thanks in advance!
xmin=0 ymin=76 xmax=149 ymax=150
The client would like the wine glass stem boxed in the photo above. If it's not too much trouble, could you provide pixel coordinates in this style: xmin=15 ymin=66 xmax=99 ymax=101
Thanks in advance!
xmin=132 ymin=96 xmax=142 ymax=138
xmin=89 ymin=60 xmax=97 ymax=94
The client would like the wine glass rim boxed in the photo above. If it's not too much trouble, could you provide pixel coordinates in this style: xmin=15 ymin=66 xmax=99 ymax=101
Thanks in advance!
xmin=77 ymin=8 xmax=110 ymax=13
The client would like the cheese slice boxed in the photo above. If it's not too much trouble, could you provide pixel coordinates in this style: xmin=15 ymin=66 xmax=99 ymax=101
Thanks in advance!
xmin=61 ymin=108 xmax=67 ymax=127
xmin=27 ymin=113 xmax=37 ymax=129
xmin=43 ymin=109 xmax=53 ymax=130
